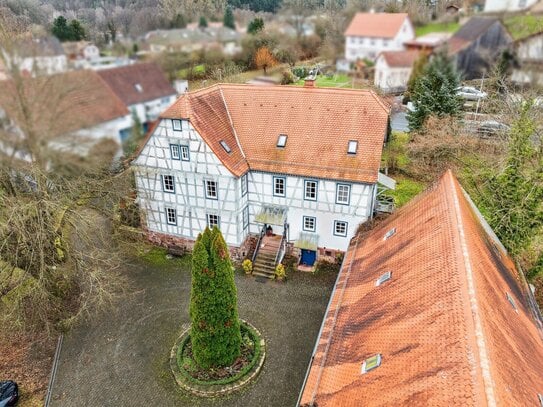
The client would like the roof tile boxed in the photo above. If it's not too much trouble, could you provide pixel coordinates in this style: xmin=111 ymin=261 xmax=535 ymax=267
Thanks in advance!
xmin=345 ymin=13 xmax=410 ymax=38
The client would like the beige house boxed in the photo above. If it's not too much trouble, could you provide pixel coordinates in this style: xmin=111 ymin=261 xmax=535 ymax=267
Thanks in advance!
xmin=374 ymin=50 xmax=419 ymax=93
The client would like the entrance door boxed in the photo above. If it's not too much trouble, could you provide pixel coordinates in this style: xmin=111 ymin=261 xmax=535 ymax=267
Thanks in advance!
xmin=301 ymin=249 xmax=317 ymax=266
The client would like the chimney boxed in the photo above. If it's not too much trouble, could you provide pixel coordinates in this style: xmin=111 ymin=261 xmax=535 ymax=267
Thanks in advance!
xmin=304 ymin=74 xmax=316 ymax=88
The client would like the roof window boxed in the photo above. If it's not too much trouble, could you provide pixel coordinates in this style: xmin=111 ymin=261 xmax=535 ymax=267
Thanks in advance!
xmin=538 ymin=393 xmax=543 ymax=406
xmin=375 ymin=271 xmax=392 ymax=286
xmin=134 ymin=83 xmax=143 ymax=93
xmin=277 ymin=134 xmax=287 ymax=148
xmin=383 ymin=227 xmax=396 ymax=240
xmin=348 ymin=140 xmax=358 ymax=154
xmin=506 ymin=292 xmax=518 ymax=312
xmin=220 ymin=140 xmax=232 ymax=153
xmin=361 ymin=354 xmax=382 ymax=374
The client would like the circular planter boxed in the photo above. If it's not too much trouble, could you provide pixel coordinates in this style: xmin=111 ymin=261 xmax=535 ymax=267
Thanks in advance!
xmin=170 ymin=320 xmax=266 ymax=398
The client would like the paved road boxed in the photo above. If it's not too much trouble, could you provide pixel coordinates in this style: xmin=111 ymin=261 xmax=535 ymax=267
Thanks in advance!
xmin=50 ymin=256 xmax=336 ymax=407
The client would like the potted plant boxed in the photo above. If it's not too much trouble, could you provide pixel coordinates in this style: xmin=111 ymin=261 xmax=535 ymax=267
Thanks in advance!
xmin=242 ymin=259 xmax=253 ymax=275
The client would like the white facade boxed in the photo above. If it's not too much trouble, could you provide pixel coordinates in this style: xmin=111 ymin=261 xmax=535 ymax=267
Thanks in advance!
xmin=129 ymin=94 xmax=177 ymax=127
xmin=134 ymin=119 xmax=376 ymax=251
xmin=374 ymin=55 xmax=413 ymax=92
xmin=484 ymin=0 xmax=537 ymax=12
xmin=12 ymin=54 xmax=67 ymax=76
xmin=345 ymin=19 xmax=414 ymax=62
xmin=83 ymin=44 xmax=100 ymax=61
xmin=511 ymin=34 xmax=543 ymax=86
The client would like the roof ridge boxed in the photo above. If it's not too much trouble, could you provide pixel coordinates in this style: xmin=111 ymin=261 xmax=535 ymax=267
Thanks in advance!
xmin=218 ymin=85 xmax=246 ymax=160
xmin=446 ymin=170 xmax=497 ymax=406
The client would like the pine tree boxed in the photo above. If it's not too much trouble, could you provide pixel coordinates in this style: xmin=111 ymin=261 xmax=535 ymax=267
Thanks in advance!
xmin=247 ymin=17 xmax=264 ymax=35
xmin=189 ymin=227 xmax=242 ymax=369
xmin=52 ymin=16 xmax=70 ymax=42
xmin=199 ymin=16 xmax=208 ymax=29
xmin=171 ymin=13 xmax=187 ymax=29
xmin=404 ymin=52 xmax=428 ymax=102
xmin=223 ymin=6 xmax=235 ymax=30
xmin=69 ymin=19 xmax=86 ymax=41
xmin=407 ymin=50 xmax=462 ymax=131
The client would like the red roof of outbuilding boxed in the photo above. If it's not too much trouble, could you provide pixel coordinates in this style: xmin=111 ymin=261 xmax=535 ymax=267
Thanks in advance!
xmin=299 ymin=170 xmax=543 ymax=407
xmin=379 ymin=50 xmax=419 ymax=67
xmin=158 ymin=84 xmax=390 ymax=183
xmin=344 ymin=13 xmax=411 ymax=38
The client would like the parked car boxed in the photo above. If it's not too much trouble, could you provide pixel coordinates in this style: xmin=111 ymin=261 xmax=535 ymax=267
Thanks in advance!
xmin=477 ymin=120 xmax=510 ymax=136
xmin=0 ymin=381 xmax=18 ymax=407
xmin=456 ymin=86 xmax=487 ymax=101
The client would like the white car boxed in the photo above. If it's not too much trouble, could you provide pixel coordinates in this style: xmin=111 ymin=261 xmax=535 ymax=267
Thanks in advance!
xmin=456 ymin=86 xmax=487 ymax=101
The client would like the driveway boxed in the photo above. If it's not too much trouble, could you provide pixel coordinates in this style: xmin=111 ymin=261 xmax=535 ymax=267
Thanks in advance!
xmin=50 ymin=253 xmax=336 ymax=407
xmin=391 ymin=111 xmax=409 ymax=133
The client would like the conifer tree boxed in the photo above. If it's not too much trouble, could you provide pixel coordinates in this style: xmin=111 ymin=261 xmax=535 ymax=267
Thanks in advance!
xmin=223 ymin=6 xmax=235 ymax=30
xmin=199 ymin=16 xmax=208 ymax=29
xmin=189 ymin=227 xmax=241 ymax=369
xmin=407 ymin=50 xmax=462 ymax=131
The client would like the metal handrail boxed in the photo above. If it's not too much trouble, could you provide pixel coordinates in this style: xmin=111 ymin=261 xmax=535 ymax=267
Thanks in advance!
xmin=274 ymin=223 xmax=288 ymax=266
xmin=251 ymin=225 xmax=265 ymax=264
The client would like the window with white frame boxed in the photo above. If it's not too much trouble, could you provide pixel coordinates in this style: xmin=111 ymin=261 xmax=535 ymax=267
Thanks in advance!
xmin=348 ymin=140 xmax=358 ymax=154
xmin=334 ymin=220 xmax=348 ymax=237
xmin=303 ymin=216 xmax=316 ymax=232
xmin=207 ymin=214 xmax=220 ymax=229
xmin=180 ymin=145 xmax=190 ymax=161
xmin=205 ymin=180 xmax=218 ymax=199
xmin=162 ymin=175 xmax=175 ymax=193
xmin=241 ymin=174 xmax=248 ymax=197
xmin=304 ymin=180 xmax=318 ymax=201
xmin=172 ymin=119 xmax=182 ymax=131
xmin=336 ymin=184 xmax=351 ymax=205
xmin=274 ymin=177 xmax=285 ymax=196
xmin=170 ymin=144 xmax=180 ymax=160
xmin=243 ymin=206 xmax=249 ymax=230
xmin=165 ymin=207 xmax=177 ymax=225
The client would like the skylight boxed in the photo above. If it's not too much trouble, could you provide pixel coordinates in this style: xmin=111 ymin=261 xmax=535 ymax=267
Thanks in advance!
xmin=277 ymin=134 xmax=287 ymax=148
xmin=220 ymin=140 xmax=232 ymax=153
xmin=375 ymin=271 xmax=392 ymax=286
xmin=347 ymin=140 xmax=358 ymax=154
xmin=538 ymin=393 xmax=543 ymax=406
xmin=361 ymin=354 xmax=382 ymax=374
xmin=506 ymin=292 xmax=518 ymax=312
xmin=383 ymin=228 xmax=396 ymax=240
xmin=134 ymin=83 xmax=143 ymax=93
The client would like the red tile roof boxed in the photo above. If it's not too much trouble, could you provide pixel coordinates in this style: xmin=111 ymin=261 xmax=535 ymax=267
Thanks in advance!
xmin=299 ymin=170 xmax=543 ymax=407
xmin=160 ymin=84 xmax=390 ymax=183
xmin=379 ymin=50 xmax=419 ymax=67
xmin=345 ymin=13 xmax=411 ymax=38
xmin=0 ymin=70 xmax=129 ymax=135
xmin=97 ymin=62 xmax=176 ymax=106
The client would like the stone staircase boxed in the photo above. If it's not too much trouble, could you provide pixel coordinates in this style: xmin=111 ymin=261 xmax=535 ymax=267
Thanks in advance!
xmin=252 ymin=235 xmax=281 ymax=279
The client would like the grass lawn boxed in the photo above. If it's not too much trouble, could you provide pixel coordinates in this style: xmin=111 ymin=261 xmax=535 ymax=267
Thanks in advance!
xmin=292 ymin=73 xmax=353 ymax=88
xmin=415 ymin=21 xmax=460 ymax=36
xmin=504 ymin=15 xmax=543 ymax=40
xmin=386 ymin=176 xmax=426 ymax=207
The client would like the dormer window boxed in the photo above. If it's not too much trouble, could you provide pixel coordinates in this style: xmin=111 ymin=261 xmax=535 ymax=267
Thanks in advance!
xmin=277 ymin=134 xmax=287 ymax=148
xmin=220 ymin=140 xmax=231 ymax=153
xmin=134 ymin=83 xmax=143 ymax=93
xmin=361 ymin=354 xmax=381 ymax=374
xmin=348 ymin=140 xmax=358 ymax=154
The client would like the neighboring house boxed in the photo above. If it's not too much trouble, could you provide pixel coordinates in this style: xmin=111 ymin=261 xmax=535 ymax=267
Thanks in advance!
xmin=447 ymin=17 xmax=513 ymax=79
xmin=344 ymin=13 xmax=415 ymax=62
xmin=62 ymin=41 xmax=100 ymax=70
xmin=374 ymin=50 xmax=419 ymax=92
xmin=484 ymin=0 xmax=537 ymax=12
xmin=3 ymin=36 xmax=67 ymax=76
xmin=511 ymin=31 xmax=543 ymax=86
xmin=445 ymin=3 xmax=461 ymax=14
xmin=144 ymin=25 xmax=242 ymax=55
xmin=299 ymin=170 xmax=543 ymax=406
xmin=96 ymin=63 xmax=177 ymax=141
xmin=132 ymin=83 xmax=392 ymax=266
xmin=0 ymin=70 xmax=131 ymax=159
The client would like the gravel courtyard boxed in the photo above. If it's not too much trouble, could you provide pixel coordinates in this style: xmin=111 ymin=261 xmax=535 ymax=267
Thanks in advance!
xmin=50 ymin=251 xmax=336 ymax=407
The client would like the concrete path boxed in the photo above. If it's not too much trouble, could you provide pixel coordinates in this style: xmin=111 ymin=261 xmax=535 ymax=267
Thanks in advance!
xmin=50 ymin=256 xmax=336 ymax=407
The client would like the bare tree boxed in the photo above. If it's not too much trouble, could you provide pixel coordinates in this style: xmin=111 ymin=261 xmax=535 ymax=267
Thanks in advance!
xmin=0 ymin=14 xmax=128 ymax=337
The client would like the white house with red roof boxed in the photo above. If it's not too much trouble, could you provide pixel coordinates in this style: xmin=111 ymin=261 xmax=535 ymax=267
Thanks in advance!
xmin=344 ymin=13 xmax=415 ymax=62
xmin=132 ymin=83 xmax=393 ymax=275
xmin=374 ymin=50 xmax=419 ymax=92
